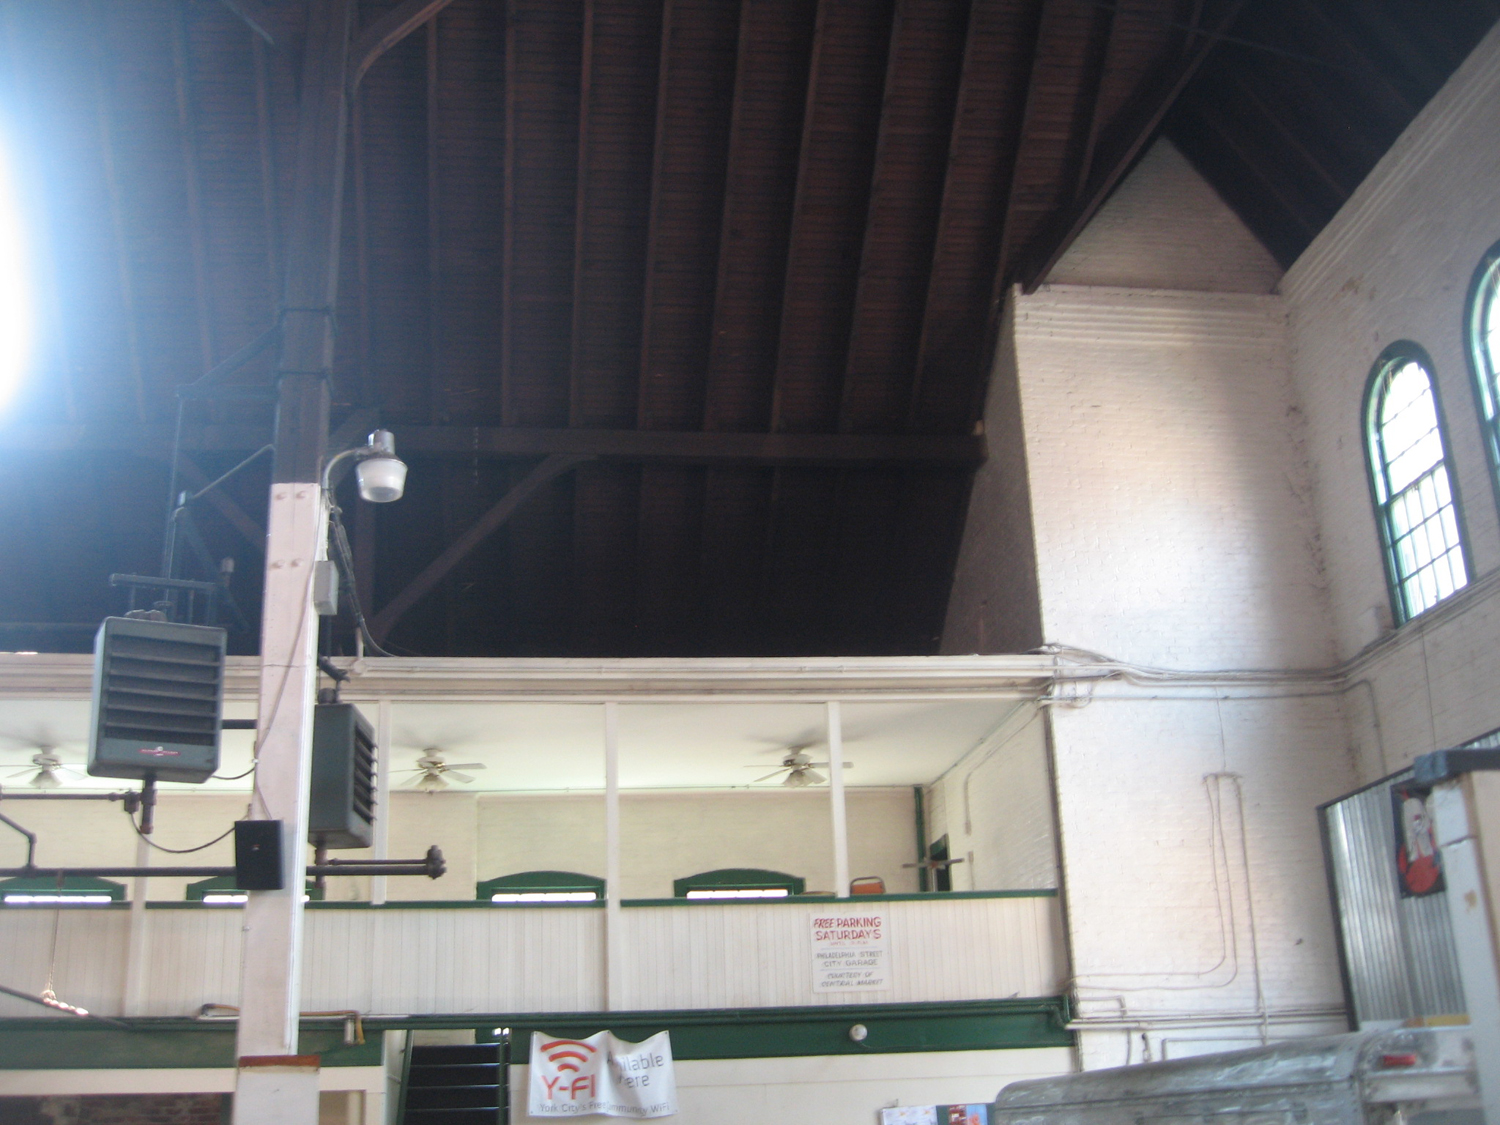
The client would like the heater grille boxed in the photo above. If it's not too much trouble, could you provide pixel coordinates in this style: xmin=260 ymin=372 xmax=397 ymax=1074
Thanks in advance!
xmin=88 ymin=617 xmax=226 ymax=783
xmin=310 ymin=704 xmax=377 ymax=849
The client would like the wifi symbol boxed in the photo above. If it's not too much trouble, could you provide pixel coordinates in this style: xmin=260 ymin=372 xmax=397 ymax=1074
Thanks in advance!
xmin=541 ymin=1039 xmax=598 ymax=1074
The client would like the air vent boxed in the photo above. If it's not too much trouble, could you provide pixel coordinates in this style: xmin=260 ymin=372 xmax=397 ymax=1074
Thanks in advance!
xmin=88 ymin=617 xmax=226 ymax=784
xmin=310 ymin=703 xmax=377 ymax=849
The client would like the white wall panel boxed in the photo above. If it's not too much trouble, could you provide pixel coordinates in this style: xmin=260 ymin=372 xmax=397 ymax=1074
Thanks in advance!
xmin=0 ymin=897 xmax=1059 ymax=1019
xmin=618 ymin=896 xmax=1063 ymax=1011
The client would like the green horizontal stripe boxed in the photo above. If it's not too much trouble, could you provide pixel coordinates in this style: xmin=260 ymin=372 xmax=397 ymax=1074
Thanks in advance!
xmin=0 ymin=1022 xmax=381 ymax=1070
xmin=0 ymin=999 xmax=1070 ymax=1068
xmin=0 ymin=888 xmax=1056 ymax=912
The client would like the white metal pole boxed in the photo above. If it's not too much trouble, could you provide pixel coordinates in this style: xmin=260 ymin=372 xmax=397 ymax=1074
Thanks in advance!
xmin=1431 ymin=777 xmax=1500 ymax=1125
xmin=122 ymin=833 xmax=151 ymax=1016
xmin=604 ymin=701 xmax=622 ymax=1010
xmin=827 ymin=701 xmax=850 ymax=899
xmin=370 ymin=697 xmax=393 ymax=906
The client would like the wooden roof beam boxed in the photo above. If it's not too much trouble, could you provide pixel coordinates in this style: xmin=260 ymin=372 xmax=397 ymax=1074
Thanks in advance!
xmin=350 ymin=0 xmax=458 ymax=91
xmin=219 ymin=0 xmax=279 ymax=47
xmin=3 ymin=423 xmax=986 ymax=466
xmin=1015 ymin=0 xmax=1249 ymax=292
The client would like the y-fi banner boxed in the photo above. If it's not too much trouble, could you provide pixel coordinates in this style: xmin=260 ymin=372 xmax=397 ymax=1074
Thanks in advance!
xmin=528 ymin=1030 xmax=677 ymax=1118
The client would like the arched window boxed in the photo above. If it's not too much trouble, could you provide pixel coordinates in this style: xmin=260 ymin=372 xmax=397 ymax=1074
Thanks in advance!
xmin=673 ymin=868 xmax=805 ymax=899
xmin=1466 ymin=240 xmax=1500 ymax=499
xmin=1364 ymin=344 xmax=1469 ymax=622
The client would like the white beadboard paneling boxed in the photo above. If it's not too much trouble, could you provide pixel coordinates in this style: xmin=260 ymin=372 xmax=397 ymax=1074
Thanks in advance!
xmin=618 ymin=896 xmax=1063 ymax=1010
xmin=0 ymin=897 xmax=1059 ymax=1018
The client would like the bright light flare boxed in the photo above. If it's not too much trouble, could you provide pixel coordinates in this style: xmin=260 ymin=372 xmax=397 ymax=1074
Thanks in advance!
xmin=0 ymin=128 xmax=32 ymax=415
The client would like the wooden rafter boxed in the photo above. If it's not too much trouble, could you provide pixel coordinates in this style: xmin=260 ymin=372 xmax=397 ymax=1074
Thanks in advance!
xmin=89 ymin=5 xmax=147 ymax=423
xmin=172 ymin=3 xmax=216 ymax=373
xmin=1015 ymin=0 xmax=1250 ymax=291
xmin=4 ymin=423 xmax=986 ymax=466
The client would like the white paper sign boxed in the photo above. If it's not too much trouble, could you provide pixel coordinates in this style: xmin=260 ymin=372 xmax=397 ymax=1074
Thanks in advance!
xmin=810 ymin=910 xmax=890 ymax=992
xmin=528 ymin=1030 xmax=677 ymax=1118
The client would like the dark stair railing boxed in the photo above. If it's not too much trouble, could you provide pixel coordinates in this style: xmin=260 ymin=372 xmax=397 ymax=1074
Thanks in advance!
xmin=399 ymin=1041 xmax=505 ymax=1124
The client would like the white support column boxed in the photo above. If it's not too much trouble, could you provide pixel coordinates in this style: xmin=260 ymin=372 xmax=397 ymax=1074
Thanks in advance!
xmin=827 ymin=701 xmax=850 ymax=899
xmin=370 ymin=697 xmax=393 ymax=906
xmin=604 ymin=701 xmax=622 ymax=1010
xmin=122 ymin=833 xmax=151 ymax=1016
xmin=234 ymin=483 xmax=326 ymax=1124
xmin=1431 ymin=777 xmax=1500 ymax=1125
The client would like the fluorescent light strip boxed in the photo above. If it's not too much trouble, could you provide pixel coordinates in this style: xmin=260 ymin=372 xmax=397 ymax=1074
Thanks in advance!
xmin=491 ymin=891 xmax=598 ymax=903
xmin=684 ymin=888 xmax=790 ymax=899
xmin=3 ymin=894 xmax=112 ymax=905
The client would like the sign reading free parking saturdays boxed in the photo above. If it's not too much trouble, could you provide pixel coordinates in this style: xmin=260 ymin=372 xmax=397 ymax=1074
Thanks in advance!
xmin=810 ymin=910 xmax=890 ymax=992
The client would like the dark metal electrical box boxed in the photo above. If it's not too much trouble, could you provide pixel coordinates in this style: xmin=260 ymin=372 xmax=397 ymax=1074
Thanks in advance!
xmin=235 ymin=820 xmax=284 ymax=890
xmin=88 ymin=616 xmax=226 ymax=784
xmin=309 ymin=703 xmax=376 ymax=849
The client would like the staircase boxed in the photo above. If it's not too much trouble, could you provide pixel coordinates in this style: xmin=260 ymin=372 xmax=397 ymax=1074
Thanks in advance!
xmin=401 ymin=1043 xmax=505 ymax=1124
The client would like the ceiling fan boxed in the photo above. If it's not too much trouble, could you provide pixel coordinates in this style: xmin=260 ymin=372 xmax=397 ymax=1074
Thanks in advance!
xmin=746 ymin=747 xmax=853 ymax=788
xmin=399 ymin=750 xmax=486 ymax=791
xmin=4 ymin=748 xmax=77 ymax=790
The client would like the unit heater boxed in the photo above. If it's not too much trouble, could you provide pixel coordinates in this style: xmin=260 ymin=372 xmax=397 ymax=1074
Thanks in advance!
xmin=87 ymin=617 xmax=227 ymax=784
xmin=309 ymin=703 xmax=376 ymax=849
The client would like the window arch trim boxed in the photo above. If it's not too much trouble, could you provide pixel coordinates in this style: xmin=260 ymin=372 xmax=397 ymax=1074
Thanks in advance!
xmin=1464 ymin=238 xmax=1500 ymax=515
xmin=1362 ymin=341 xmax=1472 ymax=625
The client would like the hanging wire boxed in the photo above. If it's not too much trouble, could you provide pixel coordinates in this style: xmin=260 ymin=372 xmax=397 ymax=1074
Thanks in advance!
xmin=326 ymin=500 xmax=402 ymax=658
xmin=126 ymin=809 xmax=238 ymax=854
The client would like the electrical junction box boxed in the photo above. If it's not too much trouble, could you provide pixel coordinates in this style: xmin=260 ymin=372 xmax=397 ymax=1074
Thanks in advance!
xmin=235 ymin=820 xmax=284 ymax=890
xmin=309 ymin=703 xmax=376 ymax=849
xmin=88 ymin=616 xmax=226 ymax=784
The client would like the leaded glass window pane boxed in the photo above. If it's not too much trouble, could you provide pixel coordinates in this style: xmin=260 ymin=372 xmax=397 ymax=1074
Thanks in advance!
xmin=1366 ymin=352 xmax=1468 ymax=622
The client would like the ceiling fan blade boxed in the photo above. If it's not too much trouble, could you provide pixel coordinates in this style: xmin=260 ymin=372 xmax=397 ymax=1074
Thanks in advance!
xmin=444 ymin=763 xmax=486 ymax=771
xmin=801 ymin=770 xmax=826 ymax=786
xmin=445 ymin=771 xmax=476 ymax=785
xmin=751 ymin=770 xmax=787 ymax=783
xmin=4 ymin=767 xmax=36 ymax=778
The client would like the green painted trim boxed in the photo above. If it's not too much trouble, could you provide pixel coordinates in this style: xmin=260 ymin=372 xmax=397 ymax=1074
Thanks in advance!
xmin=476 ymin=870 xmax=605 ymax=900
xmin=0 ymin=875 xmax=126 ymax=902
xmin=184 ymin=875 xmax=324 ymax=901
xmin=621 ymin=889 xmax=1056 ymax=907
xmin=31 ymin=889 xmax=1054 ymax=912
xmin=0 ymin=1000 xmax=1071 ymax=1067
xmin=460 ymin=998 xmax=1072 ymax=1059
xmin=0 ymin=1022 xmax=382 ymax=1070
xmin=673 ymin=867 xmax=805 ymax=897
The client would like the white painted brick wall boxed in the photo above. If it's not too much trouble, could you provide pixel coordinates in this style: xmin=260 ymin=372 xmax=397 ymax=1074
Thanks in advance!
xmin=1050 ymin=692 xmax=1353 ymax=1068
xmin=925 ymin=705 xmax=1056 ymax=891
xmin=1049 ymin=139 xmax=1283 ymax=295
xmin=1012 ymin=284 xmax=1334 ymax=671
xmin=1281 ymin=21 xmax=1500 ymax=771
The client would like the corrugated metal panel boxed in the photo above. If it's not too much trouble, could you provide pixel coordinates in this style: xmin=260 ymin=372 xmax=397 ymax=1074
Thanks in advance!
xmin=1322 ymin=771 xmax=1463 ymax=1024
xmin=0 ymin=896 xmax=1060 ymax=1018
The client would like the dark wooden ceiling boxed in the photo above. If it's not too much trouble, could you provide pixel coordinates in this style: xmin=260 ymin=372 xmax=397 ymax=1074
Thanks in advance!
xmin=0 ymin=0 xmax=1493 ymax=658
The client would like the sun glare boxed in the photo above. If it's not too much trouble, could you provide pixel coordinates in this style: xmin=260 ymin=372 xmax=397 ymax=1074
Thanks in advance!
xmin=0 ymin=127 xmax=32 ymax=415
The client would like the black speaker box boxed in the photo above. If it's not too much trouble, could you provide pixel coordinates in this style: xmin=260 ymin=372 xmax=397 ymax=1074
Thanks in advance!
xmin=234 ymin=820 xmax=284 ymax=891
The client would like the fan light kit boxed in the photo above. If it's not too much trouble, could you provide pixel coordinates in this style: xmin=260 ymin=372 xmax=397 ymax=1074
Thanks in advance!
xmin=746 ymin=747 xmax=853 ymax=788
xmin=401 ymin=750 xmax=487 ymax=791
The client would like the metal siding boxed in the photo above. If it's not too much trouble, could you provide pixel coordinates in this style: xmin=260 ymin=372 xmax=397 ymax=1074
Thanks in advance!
xmin=1322 ymin=771 xmax=1464 ymax=1024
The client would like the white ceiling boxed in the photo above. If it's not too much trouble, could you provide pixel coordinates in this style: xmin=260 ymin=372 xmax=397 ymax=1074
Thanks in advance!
xmin=0 ymin=697 xmax=1021 ymax=794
